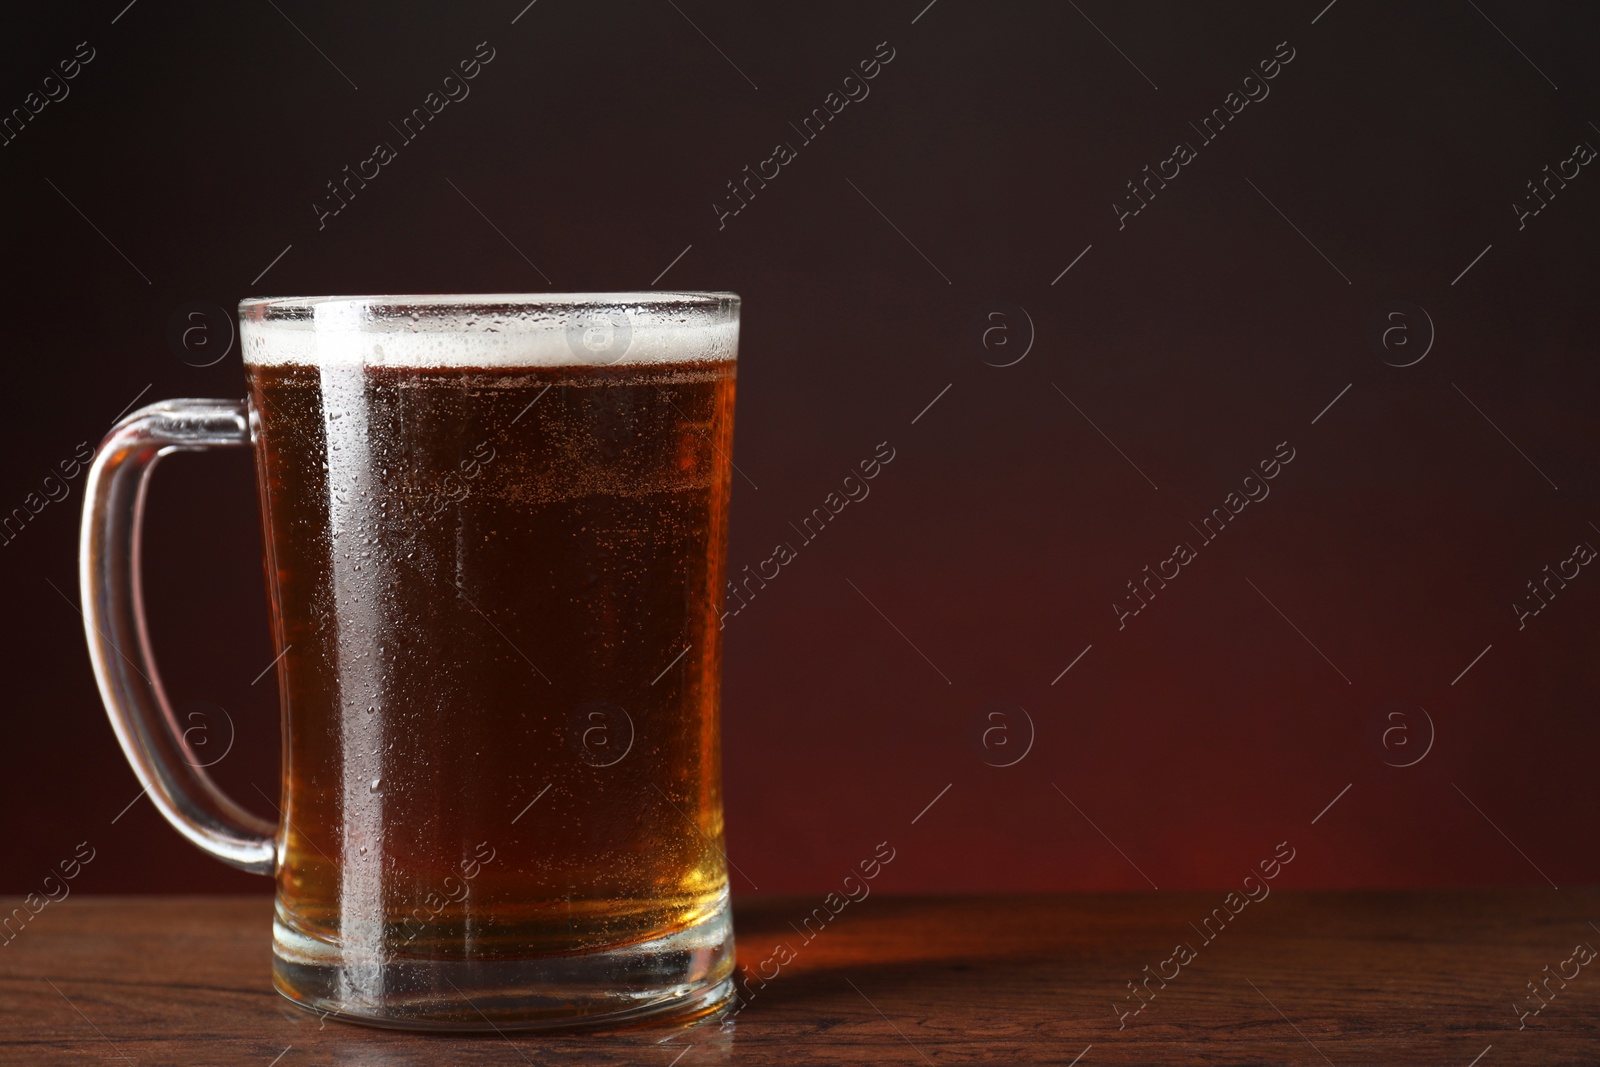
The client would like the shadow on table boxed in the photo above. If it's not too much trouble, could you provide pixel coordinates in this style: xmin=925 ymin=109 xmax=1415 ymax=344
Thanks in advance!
xmin=266 ymin=894 xmax=1140 ymax=1062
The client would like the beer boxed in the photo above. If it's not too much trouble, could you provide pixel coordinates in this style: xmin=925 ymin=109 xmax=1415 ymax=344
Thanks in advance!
xmin=246 ymin=355 xmax=736 ymax=964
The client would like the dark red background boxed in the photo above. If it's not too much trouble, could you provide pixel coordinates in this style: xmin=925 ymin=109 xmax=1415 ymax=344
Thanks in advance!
xmin=3 ymin=0 xmax=1597 ymax=896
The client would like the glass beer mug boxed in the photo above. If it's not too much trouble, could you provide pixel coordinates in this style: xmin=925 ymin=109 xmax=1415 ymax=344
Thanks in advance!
xmin=78 ymin=294 xmax=740 ymax=1029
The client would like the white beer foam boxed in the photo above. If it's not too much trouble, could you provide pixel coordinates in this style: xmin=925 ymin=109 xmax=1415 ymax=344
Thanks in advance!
xmin=240 ymin=293 xmax=739 ymax=368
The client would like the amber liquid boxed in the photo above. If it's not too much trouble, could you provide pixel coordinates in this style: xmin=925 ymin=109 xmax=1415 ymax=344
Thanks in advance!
xmin=247 ymin=359 xmax=734 ymax=961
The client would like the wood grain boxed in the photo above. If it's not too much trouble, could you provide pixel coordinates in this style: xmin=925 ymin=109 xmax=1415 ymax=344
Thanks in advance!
xmin=1 ymin=892 xmax=1596 ymax=1065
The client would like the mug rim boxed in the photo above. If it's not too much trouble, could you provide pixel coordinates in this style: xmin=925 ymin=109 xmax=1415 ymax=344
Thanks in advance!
xmin=239 ymin=292 xmax=739 ymax=318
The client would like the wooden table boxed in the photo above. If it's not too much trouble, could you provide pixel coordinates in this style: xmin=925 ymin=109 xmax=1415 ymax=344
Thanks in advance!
xmin=2 ymin=892 xmax=1596 ymax=1065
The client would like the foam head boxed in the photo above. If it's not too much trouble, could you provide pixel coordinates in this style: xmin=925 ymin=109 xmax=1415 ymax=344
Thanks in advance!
xmin=239 ymin=293 xmax=740 ymax=368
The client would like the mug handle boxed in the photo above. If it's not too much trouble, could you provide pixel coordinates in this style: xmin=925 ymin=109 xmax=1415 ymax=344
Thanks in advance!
xmin=79 ymin=399 xmax=276 ymax=874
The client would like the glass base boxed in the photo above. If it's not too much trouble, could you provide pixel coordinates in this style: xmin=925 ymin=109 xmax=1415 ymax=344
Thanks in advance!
xmin=270 ymin=897 xmax=735 ymax=1032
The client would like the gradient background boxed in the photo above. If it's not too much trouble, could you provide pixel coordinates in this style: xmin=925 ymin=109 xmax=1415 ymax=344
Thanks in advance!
xmin=2 ymin=0 xmax=1597 ymax=896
